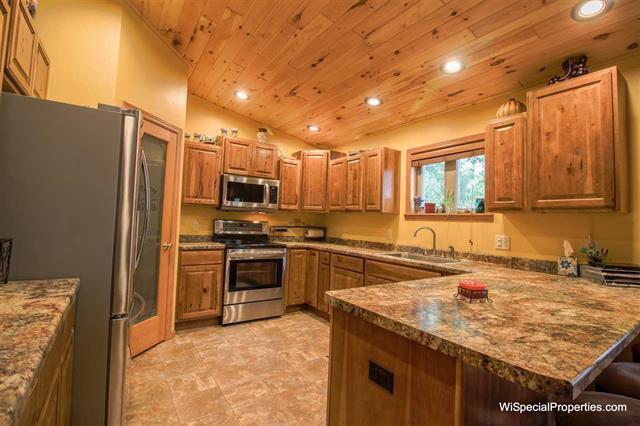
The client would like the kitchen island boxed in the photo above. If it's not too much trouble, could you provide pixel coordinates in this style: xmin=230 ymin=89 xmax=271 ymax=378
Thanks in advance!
xmin=0 ymin=278 xmax=79 ymax=425
xmin=326 ymin=268 xmax=640 ymax=425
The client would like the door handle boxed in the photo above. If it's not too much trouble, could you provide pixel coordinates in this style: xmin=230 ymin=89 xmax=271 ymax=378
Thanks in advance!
xmin=162 ymin=243 xmax=173 ymax=250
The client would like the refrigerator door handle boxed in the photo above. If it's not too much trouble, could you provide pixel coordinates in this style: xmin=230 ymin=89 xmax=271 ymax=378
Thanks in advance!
xmin=135 ymin=150 xmax=150 ymax=269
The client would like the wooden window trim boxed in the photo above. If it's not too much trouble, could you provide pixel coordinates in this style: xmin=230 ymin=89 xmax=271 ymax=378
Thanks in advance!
xmin=405 ymin=133 xmax=485 ymax=217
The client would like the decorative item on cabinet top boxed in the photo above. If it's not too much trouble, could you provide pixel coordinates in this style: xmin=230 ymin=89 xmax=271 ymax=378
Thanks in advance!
xmin=496 ymin=98 xmax=526 ymax=118
xmin=547 ymin=55 xmax=589 ymax=85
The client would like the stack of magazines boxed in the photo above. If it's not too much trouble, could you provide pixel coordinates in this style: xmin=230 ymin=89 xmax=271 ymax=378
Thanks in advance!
xmin=580 ymin=264 xmax=640 ymax=287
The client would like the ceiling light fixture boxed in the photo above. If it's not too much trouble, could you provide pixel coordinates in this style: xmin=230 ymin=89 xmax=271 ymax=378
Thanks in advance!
xmin=572 ymin=0 xmax=611 ymax=20
xmin=441 ymin=60 xmax=464 ymax=74
xmin=307 ymin=124 xmax=320 ymax=132
xmin=234 ymin=90 xmax=250 ymax=100
xmin=365 ymin=97 xmax=383 ymax=106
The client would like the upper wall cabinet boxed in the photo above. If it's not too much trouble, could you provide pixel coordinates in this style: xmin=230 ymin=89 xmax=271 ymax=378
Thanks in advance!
xmin=363 ymin=148 xmax=400 ymax=213
xmin=328 ymin=157 xmax=346 ymax=211
xmin=526 ymin=67 xmax=626 ymax=211
xmin=182 ymin=142 xmax=222 ymax=205
xmin=485 ymin=114 xmax=526 ymax=211
xmin=222 ymin=137 xmax=278 ymax=179
xmin=345 ymin=154 xmax=363 ymax=211
xmin=279 ymin=157 xmax=301 ymax=210
xmin=5 ymin=0 xmax=36 ymax=95
xmin=0 ymin=0 xmax=10 ymax=78
xmin=31 ymin=36 xmax=50 ymax=99
xmin=297 ymin=150 xmax=330 ymax=211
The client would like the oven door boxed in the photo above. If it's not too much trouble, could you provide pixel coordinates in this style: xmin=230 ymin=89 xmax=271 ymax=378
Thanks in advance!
xmin=225 ymin=249 xmax=286 ymax=304
xmin=221 ymin=174 xmax=279 ymax=210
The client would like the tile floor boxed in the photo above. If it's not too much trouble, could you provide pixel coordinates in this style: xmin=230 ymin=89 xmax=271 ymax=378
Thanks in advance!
xmin=125 ymin=311 xmax=330 ymax=425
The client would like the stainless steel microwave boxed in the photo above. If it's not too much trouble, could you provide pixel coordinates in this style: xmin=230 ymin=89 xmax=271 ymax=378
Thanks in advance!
xmin=221 ymin=174 xmax=280 ymax=211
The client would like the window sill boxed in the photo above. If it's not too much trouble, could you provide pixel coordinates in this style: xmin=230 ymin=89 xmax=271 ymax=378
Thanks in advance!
xmin=404 ymin=213 xmax=494 ymax=222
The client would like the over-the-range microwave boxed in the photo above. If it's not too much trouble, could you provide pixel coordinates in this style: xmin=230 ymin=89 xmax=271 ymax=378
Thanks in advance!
xmin=220 ymin=174 xmax=280 ymax=211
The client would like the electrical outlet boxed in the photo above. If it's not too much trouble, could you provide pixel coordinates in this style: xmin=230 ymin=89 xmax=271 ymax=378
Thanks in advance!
xmin=192 ymin=220 xmax=200 ymax=232
xmin=495 ymin=235 xmax=510 ymax=250
xmin=386 ymin=228 xmax=393 ymax=241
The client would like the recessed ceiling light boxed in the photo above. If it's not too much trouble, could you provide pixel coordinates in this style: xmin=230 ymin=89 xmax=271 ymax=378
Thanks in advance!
xmin=234 ymin=90 xmax=250 ymax=100
xmin=307 ymin=124 xmax=320 ymax=132
xmin=365 ymin=97 xmax=383 ymax=106
xmin=572 ymin=0 xmax=611 ymax=20
xmin=441 ymin=60 xmax=464 ymax=74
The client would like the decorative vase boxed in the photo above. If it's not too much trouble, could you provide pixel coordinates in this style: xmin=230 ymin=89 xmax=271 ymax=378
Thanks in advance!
xmin=220 ymin=128 xmax=228 ymax=138
xmin=496 ymin=98 xmax=526 ymax=118
xmin=231 ymin=128 xmax=239 ymax=137
xmin=184 ymin=133 xmax=192 ymax=142
xmin=474 ymin=198 xmax=485 ymax=213
xmin=424 ymin=202 xmax=436 ymax=213
xmin=257 ymin=127 xmax=268 ymax=143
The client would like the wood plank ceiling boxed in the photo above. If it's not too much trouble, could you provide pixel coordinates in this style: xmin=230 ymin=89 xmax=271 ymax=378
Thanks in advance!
xmin=128 ymin=0 xmax=640 ymax=147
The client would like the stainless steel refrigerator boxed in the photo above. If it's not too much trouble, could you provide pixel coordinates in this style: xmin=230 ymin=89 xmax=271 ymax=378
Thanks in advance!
xmin=0 ymin=93 xmax=140 ymax=425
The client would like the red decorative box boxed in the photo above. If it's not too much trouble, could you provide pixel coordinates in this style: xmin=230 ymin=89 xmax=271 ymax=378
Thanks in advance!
xmin=455 ymin=280 xmax=491 ymax=303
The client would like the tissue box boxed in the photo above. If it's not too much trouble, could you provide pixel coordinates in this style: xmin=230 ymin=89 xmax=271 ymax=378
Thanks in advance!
xmin=558 ymin=256 xmax=578 ymax=277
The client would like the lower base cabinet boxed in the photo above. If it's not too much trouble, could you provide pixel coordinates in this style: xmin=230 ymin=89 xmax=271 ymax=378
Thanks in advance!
xmin=330 ymin=266 xmax=364 ymax=290
xmin=305 ymin=250 xmax=319 ymax=307
xmin=176 ymin=250 xmax=223 ymax=322
xmin=317 ymin=262 xmax=331 ymax=313
xmin=286 ymin=249 xmax=308 ymax=306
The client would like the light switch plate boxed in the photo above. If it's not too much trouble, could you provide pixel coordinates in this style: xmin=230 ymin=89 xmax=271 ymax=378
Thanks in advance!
xmin=495 ymin=235 xmax=510 ymax=250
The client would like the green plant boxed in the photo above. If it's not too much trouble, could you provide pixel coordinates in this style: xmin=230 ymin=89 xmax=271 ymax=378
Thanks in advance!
xmin=580 ymin=235 xmax=608 ymax=266
xmin=442 ymin=190 xmax=455 ymax=213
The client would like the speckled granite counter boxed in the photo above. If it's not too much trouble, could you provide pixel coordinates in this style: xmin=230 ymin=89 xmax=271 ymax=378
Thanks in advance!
xmin=326 ymin=268 xmax=640 ymax=399
xmin=178 ymin=241 xmax=225 ymax=251
xmin=0 ymin=278 xmax=79 ymax=424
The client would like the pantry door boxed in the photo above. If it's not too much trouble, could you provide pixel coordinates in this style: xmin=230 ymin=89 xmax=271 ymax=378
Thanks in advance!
xmin=129 ymin=112 xmax=180 ymax=357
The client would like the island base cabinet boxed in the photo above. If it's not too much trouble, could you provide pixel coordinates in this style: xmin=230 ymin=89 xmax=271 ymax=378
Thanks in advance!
xmin=328 ymin=309 xmax=552 ymax=426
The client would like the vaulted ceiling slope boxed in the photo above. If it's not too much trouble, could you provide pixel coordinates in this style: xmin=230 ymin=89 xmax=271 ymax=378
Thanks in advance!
xmin=129 ymin=0 xmax=640 ymax=147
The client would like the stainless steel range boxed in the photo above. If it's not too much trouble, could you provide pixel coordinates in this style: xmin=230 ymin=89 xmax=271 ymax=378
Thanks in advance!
xmin=214 ymin=220 xmax=286 ymax=325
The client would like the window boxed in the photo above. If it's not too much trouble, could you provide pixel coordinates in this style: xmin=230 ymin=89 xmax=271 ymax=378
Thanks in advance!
xmin=407 ymin=134 xmax=485 ymax=213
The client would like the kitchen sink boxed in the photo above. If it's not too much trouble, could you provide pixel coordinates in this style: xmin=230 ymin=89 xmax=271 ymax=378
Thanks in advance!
xmin=380 ymin=252 xmax=460 ymax=264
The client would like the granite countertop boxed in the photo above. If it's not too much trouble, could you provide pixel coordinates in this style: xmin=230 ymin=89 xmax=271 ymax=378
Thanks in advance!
xmin=178 ymin=241 xmax=225 ymax=251
xmin=326 ymin=268 xmax=640 ymax=399
xmin=0 ymin=278 xmax=80 ymax=425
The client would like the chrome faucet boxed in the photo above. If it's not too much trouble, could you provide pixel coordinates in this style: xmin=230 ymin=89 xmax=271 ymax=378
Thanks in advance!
xmin=413 ymin=226 xmax=437 ymax=255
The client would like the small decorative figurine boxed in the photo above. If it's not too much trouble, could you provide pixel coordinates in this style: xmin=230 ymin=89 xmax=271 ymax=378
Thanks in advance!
xmin=231 ymin=128 xmax=239 ymax=137
xmin=581 ymin=235 xmax=608 ymax=266
xmin=184 ymin=133 xmax=192 ymax=142
xmin=204 ymin=135 xmax=215 ymax=144
xmin=257 ymin=127 xmax=268 ymax=143
xmin=496 ymin=98 xmax=526 ymax=118
xmin=548 ymin=56 xmax=589 ymax=85
xmin=220 ymin=128 xmax=228 ymax=137
xmin=193 ymin=132 xmax=203 ymax=142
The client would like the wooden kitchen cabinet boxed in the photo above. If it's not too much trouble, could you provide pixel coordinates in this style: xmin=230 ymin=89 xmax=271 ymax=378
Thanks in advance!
xmin=5 ymin=0 xmax=35 ymax=95
xmin=526 ymin=67 xmax=626 ymax=211
xmin=363 ymin=147 xmax=401 ymax=213
xmin=365 ymin=260 xmax=441 ymax=283
xmin=31 ymin=36 xmax=50 ymax=99
xmin=485 ymin=114 xmax=526 ymax=211
xmin=279 ymin=157 xmax=301 ymax=210
xmin=328 ymin=157 xmax=346 ymax=210
xmin=345 ymin=155 xmax=363 ymax=211
xmin=182 ymin=142 xmax=222 ymax=205
xmin=330 ymin=266 xmax=363 ymax=290
xmin=222 ymin=137 xmax=278 ymax=179
xmin=286 ymin=249 xmax=307 ymax=306
xmin=0 ymin=0 xmax=10 ymax=82
xmin=300 ymin=150 xmax=329 ymax=211
xmin=305 ymin=250 xmax=319 ymax=307
xmin=317 ymin=263 xmax=331 ymax=313
xmin=176 ymin=250 xmax=223 ymax=322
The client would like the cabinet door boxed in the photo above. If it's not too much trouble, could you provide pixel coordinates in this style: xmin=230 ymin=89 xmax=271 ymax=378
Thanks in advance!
xmin=363 ymin=149 xmax=382 ymax=211
xmin=176 ymin=264 xmax=222 ymax=321
xmin=305 ymin=250 xmax=319 ymax=307
xmin=279 ymin=158 xmax=301 ymax=210
xmin=287 ymin=249 xmax=307 ymax=305
xmin=301 ymin=150 xmax=329 ymax=211
xmin=527 ymin=69 xmax=616 ymax=209
xmin=31 ymin=36 xmax=50 ymax=99
xmin=345 ymin=155 xmax=363 ymax=211
xmin=5 ymin=0 xmax=36 ymax=95
xmin=485 ymin=114 xmax=525 ymax=210
xmin=182 ymin=142 xmax=222 ymax=205
xmin=328 ymin=157 xmax=346 ymax=210
xmin=330 ymin=266 xmax=363 ymax=291
xmin=317 ymin=263 xmax=330 ymax=313
xmin=38 ymin=366 xmax=61 ymax=426
xmin=223 ymin=138 xmax=252 ymax=176
xmin=0 ymin=0 xmax=10 ymax=78
xmin=252 ymin=143 xmax=278 ymax=178
xmin=365 ymin=275 xmax=394 ymax=286
xmin=58 ymin=335 xmax=74 ymax=426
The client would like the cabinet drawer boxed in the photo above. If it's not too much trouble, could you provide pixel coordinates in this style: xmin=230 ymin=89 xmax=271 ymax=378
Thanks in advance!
xmin=331 ymin=253 xmax=363 ymax=273
xmin=180 ymin=250 xmax=223 ymax=266
xmin=364 ymin=275 xmax=394 ymax=286
xmin=319 ymin=251 xmax=331 ymax=265
xmin=365 ymin=260 xmax=440 ymax=282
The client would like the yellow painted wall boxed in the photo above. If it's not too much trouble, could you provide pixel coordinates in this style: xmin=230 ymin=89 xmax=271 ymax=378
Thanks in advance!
xmin=326 ymin=55 xmax=640 ymax=263
xmin=181 ymin=94 xmax=324 ymax=235
xmin=116 ymin=4 xmax=188 ymax=129
xmin=36 ymin=0 xmax=122 ymax=106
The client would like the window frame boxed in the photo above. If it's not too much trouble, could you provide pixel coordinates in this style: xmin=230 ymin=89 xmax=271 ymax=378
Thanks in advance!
xmin=406 ymin=133 xmax=486 ymax=216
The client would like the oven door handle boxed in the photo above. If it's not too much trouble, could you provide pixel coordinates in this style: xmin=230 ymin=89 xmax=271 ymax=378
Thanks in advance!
xmin=227 ymin=251 xmax=286 ymax=260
